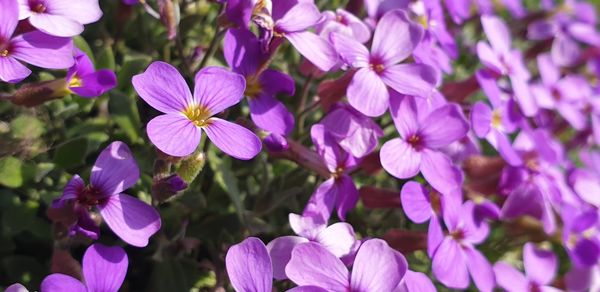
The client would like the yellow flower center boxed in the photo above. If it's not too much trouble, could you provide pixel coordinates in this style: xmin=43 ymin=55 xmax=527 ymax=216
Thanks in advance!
xmin=183 ymin=105 xmax=211 ymax=128
xmin=69 ymin=76 xmax=83 ymax=88
xmin=245 ymin=76 xmax=262 ymax=99
xmin=491 ymin=109 xmax=502 ymax=129
xmin=0 ymin=49 xmax=8 ymax=57
xmin=417 ymin=15 xmax=428 ymax=28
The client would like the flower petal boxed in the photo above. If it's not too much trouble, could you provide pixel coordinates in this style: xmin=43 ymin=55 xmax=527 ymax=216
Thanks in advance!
xmin=276 ymin=3 xmax=321 ymax=32
xmin=302 ymin=178 xmax=337 ymax=223
xmin=5 ymin=283 xmax=29 ymax=292
xmin=194 ymin=66 xmax=246 ymax=114
xmin=259 ymin=69 xmax=295 ymax=96
xmin=28 ymin=13 xmax=84 ymax=37
xmin=471 ymin=101 xmax=492 ymax=138
xmin=83 ymin=244 xmax=128 ymax=292
xmin=372 ymin=10 xmax=423 ymax=66
xmin=420 ymin=150 xmax=463 ymax=197
xmin=493 ymin=262 xmax=528 ymax=292
xmin=0 ymin=56 xmax=31 ymax=83
xmin=315 ymin=222 xmax=357 ymax=258
xmin=420 ymin=103 xmax=469 ymax=149
xmin=400 ymin=181 xmax=432 ymax=223
xmin=380 ymin=64 xmax=437 ymax=98
xmin=395 ymin=270 xmax=436 ymax=292
xmin=147 ymin=114 xmax=202 ymax=157
xmin=40 ymin=274 xmax=86 ymax=292
xmin=267 ymin=236 xmax=309 ymax=280
xmin=389 ymin=93 xmax=419 ymax=138
xmin=477 ymin=42 xmax=504 ymax=74
xmin=70 ymin=69 xmax=117 ymax=98
xmin=432 ymin=238 xmax=469 ymax=289
xmin=524 ymin=242 xmax=558 ymax=285
xmin=286 ymin=242 xmax=349 ymax=292
xmin=0 ymin=0 xmax=18 ymax=39
xmin=226 ymin=237 xmax=273 ymax=292
xmin=380 ymin=138 xmax=422 ymax=179
xmin=249 ymin=94 xmax=295 ymax=135
xmin=334 ymin=175 xmax=358 ymax=221
xmin=132 ymin=61 xmax=192 ymax=113
xmin=91 ymin=141 xmax=139 ymax=196
xmin=204 ymin=118 xmax=261 ymax=160
xmin=99 ymin=194 xmax=161 ymax=247
xmin=350 ymin=239 xmax=405 ymax=292
xmin=329 ymin=32 xmax=370 ymax=68
xmin=465 ymin=246 xmax=495 ymax=292
xmin=285 ymin=31 xmax=338 ymax=72
xmin=427 ymin=215 xmax=444 ymax=257
xmin=10 ymin=31 xmax=74 ymax=69
xmin=347 ymin=68 xmax=389 ymax=117
xmin=46 ymin=0 xmax=103 ymax=25
xmin=481 ymin=15 xmax=511 ymax=53
xmin=223 ymin=28 xmax=261 ymax=76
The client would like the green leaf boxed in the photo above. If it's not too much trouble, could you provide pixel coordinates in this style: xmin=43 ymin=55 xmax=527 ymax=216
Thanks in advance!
xmin=53 ymin=137 xmax=88 ymax=169
xmin=108 ymin=90 xmax=142 ymax=143
xmin=117 ymin=54 xmax=152 ymax=91
xmin=150 ymin=259 xmax=202 ymax=292
xmin=0 ymin=156 xmax=23 ymax=188
xmin=207 ymin=151 xmax=245 ymax=221
xmin=73 ymin=36 xmax=95 ymax=64
xmin=10 ymin=115 xmax=45 ymax=139
xmin=96 ymin=46 xmax=116 ymax=71
xmin=1 ymin=256 xmax=46 ymax=289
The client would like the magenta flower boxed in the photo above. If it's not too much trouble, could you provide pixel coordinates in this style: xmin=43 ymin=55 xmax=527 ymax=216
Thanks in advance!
xmin=286 ymin=239 xmax=408 ymax=291
xmin=50 ymin=141 xmax=161 ymax=247
xmin=432 ymin=201 xmax=495 ymax=291
xmin=494 ymin=242 xmax=559 ymax=292
xmin=18 ymin=0 xmax=102 ymax=37
xmin=477 ymin=15 xmax=537 ymax=117
xmin=561 ymin=207 xmax=600 ymax=268
xmin=317 ymin=9 xmax=371 ymax=44
xmin=380 ymin=94 xmax=467 ymax=195
xmin=41 ymin=243 xmax=128 ymax=292
xmin=401 ymin=181 xmax=459 ymax=256
xmin=133 ymin=61 xmax=262 ymax=159
xmin=66 ymin=49 xmax=117 ymax=98
xmin=224 ymin=28 xmax=295 ymax=136
xmin=271 ymin=0 xmax=338 ymax=71
xmin=330 ymin=9 xmax=437 ymax=117
xmin=266 ymin=213 xmax=358 ymax=280
xmin=0 ymin=0 xmax=74 ymax=83
xmin=394 ymin=270 xmax=437 ymax=292
xmin=225 ymin=237 xmax=274 ymax=292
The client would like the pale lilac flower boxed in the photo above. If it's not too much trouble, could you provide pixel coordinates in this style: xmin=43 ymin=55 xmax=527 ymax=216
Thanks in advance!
xmin=317 ymin=9 xmax=371 ymax=43
xmin=133 ymin=61 xmax=262 ymax=159
xmin=400 ymin=181 xmax=460 ymax=256
xmin=224 ymin=28 xmax=295 ymax=136
xmin=270 ymin=0 xmax=338 ymax=71
xmin=494 ymin=243 xmax=560 ymax=292
xmin=561 ymin=206 xmax=600 ymax=268
xmin=319 ymin=103 xmax=383 ymax=158
xmin=570 ymin=150 xmax=600 ymax=207
xmin=66 ymin=49 xmax=117 ymax=98
xmin=225 ymin=237 xmax=274 ymax=292
xmin=5 ymin=283 xmax=28 ymax=292
xmin=330 ymin=9 xmax=437 ymax=117
xmin=50 ymin=141 xmax=161 ymax=247
xmin=286 ymin=239 xmax=408 ymax=292
xmin=41 ymin=243 xmax=128 ymax=292
xmin=380 ymin=94 xmax=467 ymax=195
xmin=267 ymin=213 xmax=358 ymax=280
xmin=363 ymin=0 xmax=407 ymax=27
xmin=18 ymin=0 xmax=103 ymax=37
xmin=394 ymin=270 xmax=436 ymax=292
xmin=477 ymin=15 xmax=537 ymax=116
xmin=0 ymin=0 xmax=74 ymax=83
xmin=432 ymin=201 xmax=495 ymax=291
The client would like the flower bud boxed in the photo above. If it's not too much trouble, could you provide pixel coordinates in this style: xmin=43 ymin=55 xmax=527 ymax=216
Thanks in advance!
xmin=176 ymin=152 xmax=206 ymax=183
xmin=152 ymin=174 xmax=188 ymax=203
xmin=9 ymin=79 xmax=70 ymax=107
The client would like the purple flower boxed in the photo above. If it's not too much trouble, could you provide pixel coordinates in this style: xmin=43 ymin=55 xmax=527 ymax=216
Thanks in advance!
xmin=225 ymin=237 xmax=274 ymax=292
xmin=561 ymin=207 xmax=600 ymax=268
xmin=66 ymin=49 xmax=117 ymax=98
xmin=224 ymin=28 xmax=295 ymax=136
xmin=477 ymin=15 xmax=537 ymax=117
xmin=316 ymin=9 xmax=371 ymax=43
xmin=41 ymin=243 xmax=128 ymax=292
xmin=380 ymin=94 xmax=467 ymax=195
xmin=494 ymin=242 xmax=559 ymax=292
xmin=394 ymin=270 xmax=437 ymax=292
xmin=266 ymin=213 xmax=358 ymax=280
xmin=18 ymin=0 xmax=103 ymax=37
xmin=5 ymin=283 xmax=28 ymax=292
xmin=286 ymin=239 xmax=408 ymax=291
xmin=51 ymin=141 xmax=161 ymax=247
xmin=319 ymin=103 xmax=383 ymax=158
xmin=0 ymin=0 xmax=74 ymax=83
xmin=270 ymin=0 xmax=338 ymax=71
xmin=330 ymin=9 xmax=437 ymax=117
xmin=363 ymin=0 xmax=407 ymax=26
xmin=432 ymin=201 xmax=495 ymax=291
xmin=400 ymin=181 xmax=460 ymax=256
xmin=301 ymin=124 xmax=360 ymax=221
xmin=132 ymin=61 xmax=262 ymax=159
xmin=531 ymin=53 xmax=588 ymax=130
xmin=472 ymin=69 xmax=523 ymax=166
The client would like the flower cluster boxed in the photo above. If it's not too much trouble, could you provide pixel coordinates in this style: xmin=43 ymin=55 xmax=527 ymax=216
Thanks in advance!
xmin=2 ymin=0 xmax=600 ymax=290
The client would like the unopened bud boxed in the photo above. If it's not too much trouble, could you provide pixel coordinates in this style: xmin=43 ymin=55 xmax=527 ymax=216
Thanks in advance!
xmin=176 ymin=152 xmax=206 ymax=183
xmin=9 ymin=79 xmax=70 ymax=107
xmin=158 ymin=0 xmax=179 ymax=40
xmin=152 ymin=174 xmax=188 ymax=202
